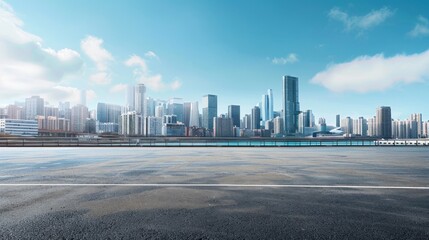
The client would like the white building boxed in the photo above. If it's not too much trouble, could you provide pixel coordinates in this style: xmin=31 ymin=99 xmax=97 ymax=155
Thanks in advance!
xmin=0 ymin=119 xmax=38 ymax=136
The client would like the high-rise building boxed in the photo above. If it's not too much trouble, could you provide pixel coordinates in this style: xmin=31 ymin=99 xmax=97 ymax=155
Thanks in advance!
xmin=251 ymin=106 xmax=261 ymax=130
xmin=134 ymin=84 xmax=146 ymax=116
xmin=282 ymin=75 xmax=300 ymax=134
xmin=25 ymin=96 xmax=44 ymax=120
xmin=213 ymin=115 xmax=233 ymax=137
xmin=367 ymin=117 xmax=376 ymax=137
xmin=228 ymin=105 xmax=240 ymax=127
xmin=97 ymin=103 xmax=122 ymax=124
xmin=58 ymin=102 xmax=71 ymax=120
xmin=146 ymin=116 xmax=163 ymax=136
xmin=120 ymin=111 xmax=143 ymax=135
xmin=202 ymin=94 xmax=217 ymax=131
xmin=189 ymin=101 xmax=200 ymax=127
xmin=336 ymin=114 xmax=340 ymax=128
xmin=126 ymin=85 xmax=135 ymax=111
xmin=353 ymin=117 xmax=368 ymax=136
xmin=273 ymin=117 xmax=284 ymax=135
xmin=167 ymin=98 xmax=184 ymax=123
xmin=145 ymin=97 xmax=156 ymax=117
xmin=298 ymin=110 xmax=315 ymax=135
xmin=261 ymin=94 xmax=269 ymax=122
xmin=268 ymin=89 xmax=274 ymax=120
xmin=376 ymin=106 xmax=392 ymax=139
xmin=71 ymin=104 xmax=89 ymax=133
xmin=6 ymin=105 xmax=23 ymax=120
xmin=243 ymin=114 xmax=251 ymax=130
xmin=319 ymin=118 xmax=327 ymax=132
xmin=183 ymin=102 xmax=192 ymax=127
xmin=96 ymin=103 xmax=121 ymax=133
xmin=341 ymin=117 xmax=353 ymax=135
xmin=410 ymin=113 xmax=423 ymax=138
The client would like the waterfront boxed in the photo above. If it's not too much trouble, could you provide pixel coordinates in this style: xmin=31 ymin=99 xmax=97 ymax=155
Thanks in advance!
xmin=0 ymin=147 xmax=428 ymax=239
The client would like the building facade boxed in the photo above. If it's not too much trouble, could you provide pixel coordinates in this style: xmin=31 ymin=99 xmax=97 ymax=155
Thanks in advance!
xmin=282 ymin=76 xmax=300 ymax=134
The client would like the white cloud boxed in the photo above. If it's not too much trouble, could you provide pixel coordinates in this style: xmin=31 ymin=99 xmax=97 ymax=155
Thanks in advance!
xmin=81 ymin=35 xmax=114 ymax=84
xmin=144 ymin=51 xmax=159 ymax=60
xmin=125 ymin=54 xmax=181 ymax=91
xmin=311 ymin=49 xmax=429 ymax=93
xmin=329 ymin=7 xmax=394 ymax=31
xmin=409 ymin=15 xmax=429 ymax=37
xmin=272 ymin=54 xmax=298 ymax=65
xmin=110 ymin=83 xmax=128 ymax=93
xmin=0 ymin=1 xmax=84 ymax=105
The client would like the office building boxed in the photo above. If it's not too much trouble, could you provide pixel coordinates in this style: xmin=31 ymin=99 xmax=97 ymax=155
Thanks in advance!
xmin=202 ymin=94 xmax=217 ymax=131
xmin=0 ymin=119 xmax=38 ymax=136
xmin=135 ymin=84 xmax=146 ymax=116
xmin=282 ymin=76 xmax=300 ymax=134
xmin=6 ymin=105 xmax=23 ymax=120
xmin=268 ymin=89 xmax=274 ymax=120
xmin=146 ymin=116 xmax=163 ymax=136
xmin=97 ymin=103 xmax=121 ymax=124
xmin=251 ymin=106 xmax=261 ymax=130
xmin=71 ymin=104 xmax=89 ymax=133
xmin=183 ymin=102 xmax=192 ymax=127
xmin=273 ymin=117 xmax=284 ymax=135
xmin=162 ymin=123 xmax=185 ymax=136
xmin=25 ymin=96 xmax=44 ymax=120
xmin=228 ymin=105 xmax=240 ymax=127
xmin=243 ymin=114 xmax=251 ymax=130
xmin=146 ymin=97 xmax=156 ymax=117
xmin=410 ymin=113 xmax=423 ymax=138
xmin=336 ymin=114 xmax=340 ymax=128
xmin=261 ymin=94 xmax=269 ymax=123
xmin=213 ymin=115 xmax=233 ymax=137
xmin=341 ymin=117 xmax=353 ymax=135
xmin=167 ymin=98 xmax=184 ymax=123
xmin=189 ymin=101 xmax=200 ymax=127
xmin=376 ymin=106 xmax=392 ymax=139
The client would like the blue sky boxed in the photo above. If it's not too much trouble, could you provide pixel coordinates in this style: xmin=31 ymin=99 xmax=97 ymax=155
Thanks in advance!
xmin=1 ymin=0 xmax=429 ymax=125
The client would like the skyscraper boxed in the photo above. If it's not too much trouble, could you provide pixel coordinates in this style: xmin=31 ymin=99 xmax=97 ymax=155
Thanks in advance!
xmin=376 ymin=106 xmax=392 ymax=139
xmin=97 ymin=103 xmax=121 ymax=124
xmin=25 ymin=96 xmax=44 ymax=120
xmin=410 ymin=113 xmax=423 ymax=138
xmin=267 ymin=89 xmax=274 ymax=120
xmin=261 ymin=94 xmax=269 ymax=122
xmin=167 ymin=98 xmax=184 ymax=123
xmin=228 ymin=105 xmax=240 ymax=127
xmin=134 ymin=84 xmax=146 ymax=116
xmin=202 ymin=94 xmax=217 ymax=131
xmin=189 ymin=101 xmax=200 ymax=127
xmin=282 ymin=75 xmax=300 ymax=134
xmin=336 ymin=114 xmax=340 ymax=128
xmin=213 ymin=115 xmax=233 ymax=137
xmin=71 ymin=104 xmax=89 ymax=133
xmin=251 ymin=106 xmax=261 ymax=130
xmin=182 ymin=102 xmax=191 ymax=127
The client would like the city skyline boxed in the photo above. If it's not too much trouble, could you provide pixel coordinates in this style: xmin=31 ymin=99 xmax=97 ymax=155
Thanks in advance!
xmin=1 ymin=1 xmax=429 ymax=124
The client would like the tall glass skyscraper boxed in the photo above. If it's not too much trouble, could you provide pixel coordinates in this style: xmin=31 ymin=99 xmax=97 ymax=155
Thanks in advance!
xmin=228 ymin=105 xmax=240 ymax=127
xmin=202 ymin=94 xmax=217 ymax=131
xmin=251 ymin=106 xmax=261 ymax=130
xmin=376 ymin=106 xmax=392 ymax=139
xmin=282 ymin=75 xmax=300 ymax=134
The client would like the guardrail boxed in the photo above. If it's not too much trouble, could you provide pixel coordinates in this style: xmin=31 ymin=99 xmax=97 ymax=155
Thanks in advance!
xmin=0 ymin=138 xmax=377 ymax=147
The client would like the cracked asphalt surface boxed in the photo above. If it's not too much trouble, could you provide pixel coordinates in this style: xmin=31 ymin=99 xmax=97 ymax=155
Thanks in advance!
xmin=0 ymin=147 xmax=428 ymax=239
